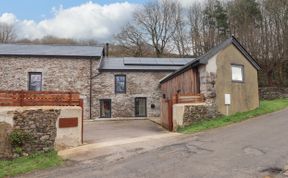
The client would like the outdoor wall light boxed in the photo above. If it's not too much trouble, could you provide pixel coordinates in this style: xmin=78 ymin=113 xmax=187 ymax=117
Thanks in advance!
xmin=151 ymin=104 xmax=155 ymax=109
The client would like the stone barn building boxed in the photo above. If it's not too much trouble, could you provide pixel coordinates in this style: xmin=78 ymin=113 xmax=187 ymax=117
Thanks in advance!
xmin=0 ymin=36 xmax=260 ymax=124
xmin=92 ymin=57 xmax=193 ymax=118
xmin=0 ymin=44 xmax=193 ymax=120
xmin=0 ymin=44 xmax=104 ymax=120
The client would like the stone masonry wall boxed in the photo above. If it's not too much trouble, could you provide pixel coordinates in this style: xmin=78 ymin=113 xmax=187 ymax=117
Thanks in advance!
xmin=259 ymin=87 xmax=288 ymax=100
xmin=198 ymin=64 xmax=218 ymax=118
xmin=92 ymin=71 xmax=170 ymax=118
xmin=0 ymin=56 xmax=100 ymax=120
xmin=198 ymin=65 xmax=217 ymax=105
xmin=183 ymin=104 xmax=222 ymax=127
xmin=13 ymin=109 xmax=60 ymax=155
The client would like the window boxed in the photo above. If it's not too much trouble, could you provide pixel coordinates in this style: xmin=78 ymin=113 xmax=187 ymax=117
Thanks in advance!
xmin=135 ymin=97 xmax=147 ymax=117
xmin=100 ymin=99 xmax=111 ymax=118
xmin=28 ymin=72 xmax=42 ymax=91
xmin=231 ymin=65 xmax=244 ymax=82
xmin=115 ymin=75 xmax=126 ymax=93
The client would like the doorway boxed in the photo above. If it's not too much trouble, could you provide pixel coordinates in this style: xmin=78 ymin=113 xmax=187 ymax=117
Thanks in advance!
xmin=100 ymin=99 xmax=111 ymax=118
xmin=135 ymin=97 xmax=147 ymax=117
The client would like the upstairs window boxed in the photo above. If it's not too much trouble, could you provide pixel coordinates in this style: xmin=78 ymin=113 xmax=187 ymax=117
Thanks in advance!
xmin=28 ymin=72 xmax=42 ymax=91
xmin=115 ymin=75 xmax=126 ymax=94
xmin=231 ymin=65 xmax=244 ymax=82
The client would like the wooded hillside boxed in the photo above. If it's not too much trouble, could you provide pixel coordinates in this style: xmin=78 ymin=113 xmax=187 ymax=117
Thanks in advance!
xmin=115 ymin=0 xmax=288 ymax=87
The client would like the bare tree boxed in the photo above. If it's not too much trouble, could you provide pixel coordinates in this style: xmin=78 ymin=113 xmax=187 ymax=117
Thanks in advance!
xmin=39 ymin=36 xmax=77 ymax=45
xmin=188 ymin=3 xmax=206 ymax=56
xmin=0 ymin=23 xmax=15 ymax=43
xmin=257 ymin=0 xmax=288 ymax=86
xmin=115 ymin=24 xmax=148 ymax=57
xmin=133 ymin=0 xmax=181 ymax=57
xmin=172 ymin=5 xmax=190 ymax=57
xmin=115 ymin=0 xmax=288 ymax=85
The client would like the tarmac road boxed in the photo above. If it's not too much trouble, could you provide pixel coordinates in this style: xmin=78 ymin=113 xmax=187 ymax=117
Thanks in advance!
xmin=18 ymin=109 xmax=288 ymax=178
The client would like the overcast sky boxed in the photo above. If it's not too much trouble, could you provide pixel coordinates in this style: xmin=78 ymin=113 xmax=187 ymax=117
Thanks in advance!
xmin=0 ymin=0 xmax=199 ymax=42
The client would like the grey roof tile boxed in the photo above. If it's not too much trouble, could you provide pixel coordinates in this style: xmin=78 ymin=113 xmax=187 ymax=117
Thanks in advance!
xmin=0 ymin=44 xmax=104 ymax=57
xmin=100 ymin=57 xmax=195 ymax=71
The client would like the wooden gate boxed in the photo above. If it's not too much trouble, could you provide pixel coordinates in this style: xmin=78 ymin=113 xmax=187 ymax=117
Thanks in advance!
xmin=160 ymin=98 xmax=173 ymax=131
xmin=160 ymin=94 xmax=205 ymax=131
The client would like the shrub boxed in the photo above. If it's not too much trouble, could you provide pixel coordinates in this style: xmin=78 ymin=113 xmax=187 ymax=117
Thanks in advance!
xmin=9 ymin=129 xmax=31 ymax=147
xmin=14 ymin=147 xmax=23 ymax=154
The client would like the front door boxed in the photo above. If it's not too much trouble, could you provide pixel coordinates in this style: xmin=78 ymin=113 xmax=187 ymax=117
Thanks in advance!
xmin=100 ymin=99 xmax=111 ymax=118
xmin=135 ymin=97 xmax=147 ymax=117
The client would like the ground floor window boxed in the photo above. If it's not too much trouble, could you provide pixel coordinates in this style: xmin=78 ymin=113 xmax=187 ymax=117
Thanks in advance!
xmin=100 ymin=99 xmax=111 ymax=118
xmin=135 ymin=97 xmax=147 ymax=117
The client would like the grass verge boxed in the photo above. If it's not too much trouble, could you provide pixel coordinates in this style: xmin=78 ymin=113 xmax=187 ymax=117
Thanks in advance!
xmin=178 ymin=99 xmax=288 ymax=134
xmin=0 ymin=151 xmax=62 ymax=178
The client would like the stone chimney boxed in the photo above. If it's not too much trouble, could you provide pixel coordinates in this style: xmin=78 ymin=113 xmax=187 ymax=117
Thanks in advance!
xmin=105 ymin=43 xmax=109 ymax=57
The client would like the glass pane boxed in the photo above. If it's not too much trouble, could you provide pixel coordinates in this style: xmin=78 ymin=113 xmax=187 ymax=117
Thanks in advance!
xmin=232 ymin=66 xmax=243 ymax=81
xmin=29 ymin=73 xmax=42 ymax=91
xmin=135 ymin=98 xmax=146 ymax=117
xmin=115 ymin=76 xmax=126 ymax=93
xmin=100 ymin=100 xmax=111 ymax=118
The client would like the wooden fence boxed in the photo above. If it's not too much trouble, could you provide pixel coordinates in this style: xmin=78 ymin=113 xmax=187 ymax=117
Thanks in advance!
xmin=0 ymin=90 xmax=82 ymax=107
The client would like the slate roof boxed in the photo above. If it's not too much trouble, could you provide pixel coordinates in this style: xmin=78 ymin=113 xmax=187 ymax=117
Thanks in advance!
xmin=99 ymin=57 xmax=195 ymax=71
xmin=0 ymin=44 xmax=104 ymax=57
xmin=159 ymin=36 xmax=261 ymax=83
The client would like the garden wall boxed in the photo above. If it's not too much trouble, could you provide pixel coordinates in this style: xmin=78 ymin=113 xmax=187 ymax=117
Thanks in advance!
xmin=0 ymin=106 xmax=82 ymax=159
xmin=172 ymin=103 xmax=221 ymax=131
xmin=259 ymin=87 xmax=288 ymax=100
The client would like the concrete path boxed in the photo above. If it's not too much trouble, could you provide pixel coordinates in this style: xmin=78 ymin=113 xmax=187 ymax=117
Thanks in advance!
xmin=59 ymin=119 xmax=175 ymax=161
xmin=59 ymin=132 xmax=181 ymax=161
xmin=84 ymin=119 xmax=167 ymax=144
xmin=18 ymin=109 xmax=288 ymax=178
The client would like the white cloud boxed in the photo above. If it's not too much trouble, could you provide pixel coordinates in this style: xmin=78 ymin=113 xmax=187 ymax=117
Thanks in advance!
xmin=0 ymin=13 xmax=17 ymax=25
xmin=0 ymin=2 xmax=139 ymax=42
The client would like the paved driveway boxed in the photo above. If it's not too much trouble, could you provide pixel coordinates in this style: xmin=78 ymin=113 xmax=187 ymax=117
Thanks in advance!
xmin=19 ymin=109 xmax=288 ymax=178
xmin=84 ymin=119 xmax=168 ymax=144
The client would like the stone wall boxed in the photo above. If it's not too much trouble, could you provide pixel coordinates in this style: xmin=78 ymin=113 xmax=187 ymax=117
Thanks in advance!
xmin=13 ymin=109 xmax=60 ymax=154
xmin=198 ymin=65 xmax=217 ymax=105
xmin=0 ymin=106 xmax=82 ymax=159
xmin=173 ymin=103 xmax=221 ymax=131
xmin=198 ymin=64 xmax=218 ymax=120
xmin=259 ymin=87 xmax=288 ymax=100
xmin=0 ymin=56 xmax=100 ymax=120
xmin=92 ymin=71 xmax=170 ymax=118
xmin=183 ymin=104 xmax=221 ymax=126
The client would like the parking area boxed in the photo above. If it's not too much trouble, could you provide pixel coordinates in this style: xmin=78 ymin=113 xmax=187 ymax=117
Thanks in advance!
xmin=83 ymin=119 xmax=168 ymax=144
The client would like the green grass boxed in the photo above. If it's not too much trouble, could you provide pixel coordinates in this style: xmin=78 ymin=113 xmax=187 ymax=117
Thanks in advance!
xmin=0 ymin=151 xmax=62 ymax=178
xmin=178 ymin=99 xmax=288 ymax=134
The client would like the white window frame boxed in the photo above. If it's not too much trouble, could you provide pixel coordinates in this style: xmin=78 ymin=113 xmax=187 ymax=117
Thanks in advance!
xmin=231 ymin=64 xmax=244 ymax=82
